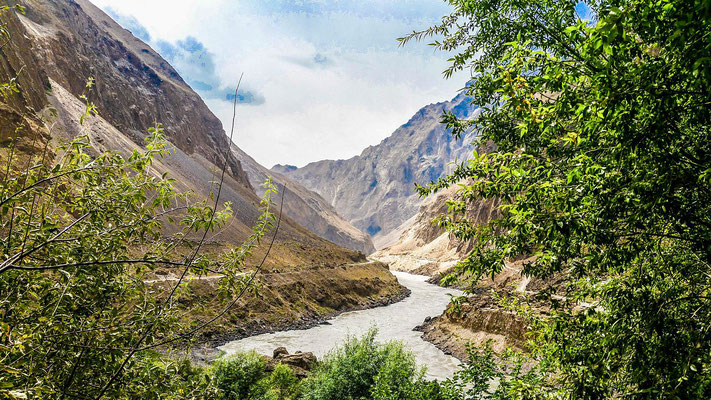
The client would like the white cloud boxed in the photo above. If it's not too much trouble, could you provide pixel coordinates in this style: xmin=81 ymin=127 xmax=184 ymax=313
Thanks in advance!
xmin=88 ymin=0 xmax=467 ymax=167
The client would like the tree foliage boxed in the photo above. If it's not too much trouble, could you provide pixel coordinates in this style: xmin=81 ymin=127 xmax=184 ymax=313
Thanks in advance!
xmin=403 ymin=0 xmax=711 ymax=398
xmin=0 ymin=125 xmax=280 ymax=398
xmin=0 ymin=60 xmax=282 ymax=398
xmin=300 ymin=330 xmax=443 ymax=400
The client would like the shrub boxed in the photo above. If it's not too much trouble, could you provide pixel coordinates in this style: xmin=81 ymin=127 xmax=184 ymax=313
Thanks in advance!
xmin=213 ymin=352 xmax=267 ymax=400
xmin=264 ymin=363 xmax=299 ymax=400
xmin=299 ymin=330 xmax=444 ymax=400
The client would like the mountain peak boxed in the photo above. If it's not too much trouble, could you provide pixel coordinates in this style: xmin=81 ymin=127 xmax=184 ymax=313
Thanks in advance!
xmin=276 ymin=93 xmax=479 ymax=249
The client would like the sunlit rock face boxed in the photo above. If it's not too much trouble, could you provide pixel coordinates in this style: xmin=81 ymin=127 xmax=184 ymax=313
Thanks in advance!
xmin=20 ymin=0 xmax=252 ymax=188
xmin=371 ymin=183 xmax=500 ymax=276
xmin=273 ymin=93 xmax=479 ymax=249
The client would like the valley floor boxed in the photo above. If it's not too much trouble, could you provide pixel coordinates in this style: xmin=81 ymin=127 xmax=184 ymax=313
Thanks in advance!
xmin=167 ymin=260 xmax=409 ymax=349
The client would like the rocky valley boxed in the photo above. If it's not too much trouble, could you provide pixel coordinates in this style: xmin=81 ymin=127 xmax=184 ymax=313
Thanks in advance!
xmin=0 ymin=0 xmax=536 ymax=376
xmin=273 ymin=93 xmax=480 ymax=250
xmin=0 ymin=0 xmax=403 ymax=343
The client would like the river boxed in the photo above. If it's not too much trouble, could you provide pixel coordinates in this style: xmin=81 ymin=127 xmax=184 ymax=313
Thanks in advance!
xmin=219 ymin=271 xmax=464 ymax=380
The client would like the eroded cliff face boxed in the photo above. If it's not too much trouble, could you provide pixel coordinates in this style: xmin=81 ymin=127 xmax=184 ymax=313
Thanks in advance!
xmin=417 ymin=261 xmax=540 ymax=361
xmin=273 ymin=94 xmax=479 ymax=249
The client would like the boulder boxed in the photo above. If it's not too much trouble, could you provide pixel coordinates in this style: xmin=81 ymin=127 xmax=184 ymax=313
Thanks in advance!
xmin=278 ymin=351 xmax=317 ymax=370
xmin=273 ymin=347 xmax=289 ymax=358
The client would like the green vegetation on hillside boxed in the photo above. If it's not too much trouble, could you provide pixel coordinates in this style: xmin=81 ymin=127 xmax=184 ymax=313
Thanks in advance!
xmin=402 ymin=0 xmax=711 ymax=398
xmin=0 ymin=125 xmax=282 ymax=398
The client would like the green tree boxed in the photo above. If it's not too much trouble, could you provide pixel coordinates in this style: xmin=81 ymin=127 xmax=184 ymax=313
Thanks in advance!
xmin=0 ymin=126 xmax=280 ymax=399
xmin=0 ymin=71 xmax=281 ymax=400
xmin=402 ymin=0 xmax=711 ymax=398
xmin=213 ymin=351 xmax=268 ymax=400
xmin=264 ymin=363 xmax=299 ymax=400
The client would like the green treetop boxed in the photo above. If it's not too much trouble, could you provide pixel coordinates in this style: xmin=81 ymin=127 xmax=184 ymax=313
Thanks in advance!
xmin=402 ymin=0 xmax=711 ymax=398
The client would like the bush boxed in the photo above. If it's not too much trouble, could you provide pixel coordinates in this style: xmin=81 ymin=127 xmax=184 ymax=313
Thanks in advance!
xmin=264 ymin=363 xmax=299 ymax=400
xmin=300 ymin=330 xmax=446 ymax=400
xmin=370 ymin=343 xmax=421 ymax=400
xmin=213 ymin=351 xmax=267 ymax=400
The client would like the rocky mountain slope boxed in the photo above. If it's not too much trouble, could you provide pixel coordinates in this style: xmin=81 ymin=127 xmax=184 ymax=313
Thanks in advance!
xmin=0 ymin=0 xmax=403 ymax=339
xmin=10 ymin=0 xmax=371 ymax=254
xmin=372 ymin=182 xmax=500 ymax=276
xmin=22 ymin=0 xmax=252 ymax=188
xmin=273 ymin=94 xmax=480 ymax=249
xmin=232 ymin=146 xmax=375 ymax=254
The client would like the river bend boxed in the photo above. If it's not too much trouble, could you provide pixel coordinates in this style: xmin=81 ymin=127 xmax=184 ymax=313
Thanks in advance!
xmin=219 ymin=271 xmax=463 ymax=380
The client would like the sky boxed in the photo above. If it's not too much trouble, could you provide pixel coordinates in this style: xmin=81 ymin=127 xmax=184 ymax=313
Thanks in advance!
xmin=88 ymin=0 xmax=467 ymax=168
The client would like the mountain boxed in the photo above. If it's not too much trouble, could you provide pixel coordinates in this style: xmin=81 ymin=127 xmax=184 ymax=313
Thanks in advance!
xmin=22 ymin=0 xmax=252 ymax=188
xmin=1 ymin=0 xmax=404 ymax=339
xmin=232 ymin=146 xmax=375 ymax=254
xmin=273 ymin=93 xmax=479 ymax=249
xmin=8 ymin=0 xmax=371 ymax=254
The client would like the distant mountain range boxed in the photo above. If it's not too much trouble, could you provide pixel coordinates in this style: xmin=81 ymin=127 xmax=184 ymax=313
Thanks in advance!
xmin=273 ymin=93 xmax=479 ymax=249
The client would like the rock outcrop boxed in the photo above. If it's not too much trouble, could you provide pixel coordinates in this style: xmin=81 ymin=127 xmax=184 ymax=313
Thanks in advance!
xmin=266 ymin=348 xmax=317 ymax=377
xmin=0 ymin=5 xmax=50 ymax=152
xmin=273 ymin=94 xmax=479 ymax=249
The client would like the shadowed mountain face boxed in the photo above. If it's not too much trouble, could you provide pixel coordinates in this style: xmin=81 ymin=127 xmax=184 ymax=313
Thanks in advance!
xmin=4 ymin=0 xmax=371 ymax=254
xmin=273 ymin=94 xmax=479 ymax=249
xmin=231 ymin=146 xmax=375 ymax=254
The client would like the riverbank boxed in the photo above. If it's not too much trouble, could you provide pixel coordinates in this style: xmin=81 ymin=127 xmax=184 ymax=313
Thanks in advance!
xmin=158 ymin=260 xmax=409 ymax=354
xmin=219 ymin=272 xmax=464 ymax=380
xmin=415 ymin=291 xmax=529 ymax=361
xmin=379 ymin=256 xmax=533 ymax=362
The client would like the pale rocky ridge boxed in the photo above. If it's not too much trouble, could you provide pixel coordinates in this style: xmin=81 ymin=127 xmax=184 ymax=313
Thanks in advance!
xmin=372 ymin=183 xmax=499 ymax=276
xmin=273 ymin=94 xmax=481 ymax=249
